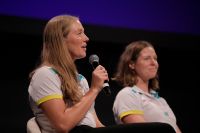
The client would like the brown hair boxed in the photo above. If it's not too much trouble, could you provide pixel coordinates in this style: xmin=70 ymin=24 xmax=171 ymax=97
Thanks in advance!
xmin=112 ymin=40 xmax=159 ymax=90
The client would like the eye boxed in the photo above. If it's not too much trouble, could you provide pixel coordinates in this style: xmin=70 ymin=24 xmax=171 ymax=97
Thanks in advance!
xmin=80 ymin=31 xmax=83 ymax=34
xmin=144 ymin=57 xmax=150 ymax=60
xmin=77 ymin=29 xmax=84 ymax=35
xmin=77 ymin=31 xmax=82 ymax=35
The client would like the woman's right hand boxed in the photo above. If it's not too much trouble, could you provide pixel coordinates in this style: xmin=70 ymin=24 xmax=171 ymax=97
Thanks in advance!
xmin=90 ymin=65 xmax=109 ymax=93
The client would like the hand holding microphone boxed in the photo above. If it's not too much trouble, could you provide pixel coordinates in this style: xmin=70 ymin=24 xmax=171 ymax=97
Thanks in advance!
xmin=89 ymin=54 xmax=111 ymax=95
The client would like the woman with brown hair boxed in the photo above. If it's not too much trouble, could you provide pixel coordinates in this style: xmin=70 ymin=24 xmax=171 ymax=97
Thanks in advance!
xmin=112 ymin=40 xmax=181 ymax=133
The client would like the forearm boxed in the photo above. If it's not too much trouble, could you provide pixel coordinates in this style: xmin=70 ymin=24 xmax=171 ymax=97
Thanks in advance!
xmin=176 ymin=126 xmax=182 ymax=133
xmin=93 ymin=111 xmax=105 ymax=127
xmin=122 ymin=115 xmax=146 ymax=123
xmin=62 ymin=88 xmax=99 ymax=130
xmin=41 ymin=88 xmax=99 ymax=133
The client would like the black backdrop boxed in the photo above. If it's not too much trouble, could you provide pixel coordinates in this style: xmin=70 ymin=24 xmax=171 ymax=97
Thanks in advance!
xmin=0 ymin=15 xmax=199 ymax=133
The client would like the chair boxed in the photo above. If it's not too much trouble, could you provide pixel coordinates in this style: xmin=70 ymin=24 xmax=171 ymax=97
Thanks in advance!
xmin=27 ymin=117 xmax=41 ymax=133
xmin=27 ymin=117 xmax=175 ymax=133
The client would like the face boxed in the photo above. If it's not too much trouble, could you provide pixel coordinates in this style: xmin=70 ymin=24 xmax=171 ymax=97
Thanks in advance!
xmin=65 ymin=20 xmax=89 ymax=60
xmin=132 ymin=46 xmax=159 ymax=81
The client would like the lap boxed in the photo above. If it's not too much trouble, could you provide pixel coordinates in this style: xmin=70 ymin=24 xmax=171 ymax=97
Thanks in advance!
xmin=70 ymin=122 xmax=175 ymax=133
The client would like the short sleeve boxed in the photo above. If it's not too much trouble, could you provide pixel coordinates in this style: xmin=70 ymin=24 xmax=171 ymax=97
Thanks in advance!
xmin=113 ymin=87 xmax=144 ymax=121
xmin=28 ymin=67 xmax=63 ymax=105
xmin=78 ymin=74 xmax=95 ymax=110
xmin=78 ymin=74 xmax=89 ymax=93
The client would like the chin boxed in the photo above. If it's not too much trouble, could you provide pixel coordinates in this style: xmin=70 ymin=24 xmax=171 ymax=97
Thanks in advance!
xmin=78 ymin=54 xmax=86 ymax=59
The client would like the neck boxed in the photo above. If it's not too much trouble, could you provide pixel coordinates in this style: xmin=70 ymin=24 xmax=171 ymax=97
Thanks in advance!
xmin=136 ymin=77 xmax=149 ymax=93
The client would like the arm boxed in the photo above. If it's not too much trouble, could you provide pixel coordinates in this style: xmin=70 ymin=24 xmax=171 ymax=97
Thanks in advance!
xmin=113 ymin=86 xmax=145 ymax=125
xmin=176 ymin=126 xmax=182 ymax=133
xmin=122 ymin=114 xmax=145 ymax=123
xmin=93 ymin=111 xmax=105 ymax=127
xmin=40 ymin=65 xmax=108 ymax=133
xmin=40 ymin=89 xmax=99 ymax=133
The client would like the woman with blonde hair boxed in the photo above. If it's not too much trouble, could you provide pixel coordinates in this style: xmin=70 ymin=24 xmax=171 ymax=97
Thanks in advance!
xmin=28 ymin=14 xmax=108 ymax=133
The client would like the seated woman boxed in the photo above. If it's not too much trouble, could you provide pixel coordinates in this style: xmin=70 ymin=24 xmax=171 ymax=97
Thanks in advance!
xmin=112 ymin=40 xmax=181 ymax=133
xmin=28 ymin=14 xmax=108 ymax=133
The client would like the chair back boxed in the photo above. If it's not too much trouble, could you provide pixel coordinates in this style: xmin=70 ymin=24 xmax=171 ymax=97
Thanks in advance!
xmin=27 ymin=117 xmax=41 ymax=133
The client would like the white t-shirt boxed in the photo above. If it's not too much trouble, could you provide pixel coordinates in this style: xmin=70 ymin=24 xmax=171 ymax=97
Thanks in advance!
xmin=28 ymin=66 xmax=96 ymax=133
xmin=113 ymin=85 xmax=178 ymax=132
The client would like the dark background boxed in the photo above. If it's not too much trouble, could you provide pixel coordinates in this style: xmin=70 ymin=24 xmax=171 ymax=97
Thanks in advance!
xmin=0 ymin=14 xmax=200 ymax=133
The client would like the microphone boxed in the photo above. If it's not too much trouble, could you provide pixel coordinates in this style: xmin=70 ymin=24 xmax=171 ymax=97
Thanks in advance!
xmin=89 ymin=54 xmax=111 ymax=95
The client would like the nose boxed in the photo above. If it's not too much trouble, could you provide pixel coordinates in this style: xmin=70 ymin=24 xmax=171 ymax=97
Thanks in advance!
xmin=151 ymin=58 xmax=158 ymax=66
xmin=84 ymin=33 xmax=89 ymax=42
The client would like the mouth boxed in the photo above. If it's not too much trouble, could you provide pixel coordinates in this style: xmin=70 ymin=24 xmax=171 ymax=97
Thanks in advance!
xmin=81 ymin=44 xmax=87 ymax=48
xmin=149 ymin=68 xmax=158 ymax=72
xmin=81 ymin=45 xmax=87 ymax=51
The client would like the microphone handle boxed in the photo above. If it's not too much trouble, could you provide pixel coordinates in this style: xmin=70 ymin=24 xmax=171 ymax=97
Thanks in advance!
xmin=102 ymin=81 xmax=111 ymax=95
xmin=91 ymin=61 xmax=99 ymax=69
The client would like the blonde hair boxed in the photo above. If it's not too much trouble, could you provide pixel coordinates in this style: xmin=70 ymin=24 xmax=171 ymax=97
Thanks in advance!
xmin=32 ymin=15 xmax=83 ymax=104
xmin=112 ymin=40 xmax=159 ymax=90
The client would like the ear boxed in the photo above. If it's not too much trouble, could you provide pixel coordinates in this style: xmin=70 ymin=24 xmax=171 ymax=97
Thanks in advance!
xmin=129 ymin=63 xmax=135 ymax=70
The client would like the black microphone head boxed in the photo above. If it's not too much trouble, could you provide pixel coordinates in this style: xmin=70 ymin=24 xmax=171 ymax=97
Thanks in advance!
xmin=89 ymin=54 xmax=99 ymax=69
xmin=89 ymin=54 xmax=99 ymax=64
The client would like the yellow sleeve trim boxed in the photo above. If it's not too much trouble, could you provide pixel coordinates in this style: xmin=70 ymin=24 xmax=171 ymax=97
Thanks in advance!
xmin=119 ymin=110 xmax=144 ymax=119
xmin=36 ymin=94 xmax=63 ymax=105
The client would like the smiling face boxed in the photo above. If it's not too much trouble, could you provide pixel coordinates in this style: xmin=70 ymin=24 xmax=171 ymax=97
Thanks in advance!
xmin=65 ymin=19 xmax=89 ymax=60
xmin=132 ymin=46 xmax=159 ymax=82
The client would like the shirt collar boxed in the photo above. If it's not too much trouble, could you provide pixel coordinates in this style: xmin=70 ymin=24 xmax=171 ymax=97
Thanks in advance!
xmin=132 ymin=85 xmax=160 ymax=99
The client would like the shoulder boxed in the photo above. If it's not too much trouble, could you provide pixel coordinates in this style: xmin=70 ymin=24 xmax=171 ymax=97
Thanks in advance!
xmin=77 ymin=74 xmax=89 ymax=91
xmin=114 ymin=86 xmax=143 ymax=106
xmin=117 ymin=87 xmax=131 ymax=96
xmin=29 ymin=66 xmax=62 ymax=104
xmin=113 ymin=86 xmax=144 ymax=116
xmin=77 ymin=74 xmax=86 ymax=81
xmin=114 ymin=87 xmax=138 ymax=103
xmin=77 ymin=74 xmax=88 ymax=85
xmin=31 ymin=66 xmax=61 ymax=87
xmin=33 ymin=66 xmax=58 ymax=79
xmin=116 ymin=86 xmax=141 ymax=98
